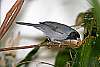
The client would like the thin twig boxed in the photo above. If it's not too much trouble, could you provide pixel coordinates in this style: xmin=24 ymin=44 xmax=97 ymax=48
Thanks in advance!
xmin=17 ymin=60 xmax=54 ymax=67
xmin=39 ymin=61 xmax=55 ymax=66
xmin=0 ymin=45 xmax=40 ymax=52
xmin=69 ymin=49 xmax=73 ymax=61
xmin=0 ymin=0 xmax=24 ymax=40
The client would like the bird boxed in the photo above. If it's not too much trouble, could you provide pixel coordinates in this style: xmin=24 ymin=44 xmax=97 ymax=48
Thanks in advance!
xmin=16 ymin=21 xmax=80 ymax=43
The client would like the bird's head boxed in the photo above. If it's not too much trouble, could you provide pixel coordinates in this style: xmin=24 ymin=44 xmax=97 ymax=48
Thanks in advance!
xmin=66 ymin=31 xmax=80 ymax=41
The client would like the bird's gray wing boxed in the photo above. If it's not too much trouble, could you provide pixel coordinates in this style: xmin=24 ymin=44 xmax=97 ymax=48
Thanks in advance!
xmin=32 ymin=24 xmax=68 ymax=41
xmin=40 ymin=21 xmax=75 ymax=36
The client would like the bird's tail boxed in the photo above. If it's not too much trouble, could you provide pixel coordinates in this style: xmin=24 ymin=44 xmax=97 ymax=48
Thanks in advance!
xmin=16 ymin=22 xmax=42 ymax=30
xmin=16 ymin=22 xmax=35 ymax=26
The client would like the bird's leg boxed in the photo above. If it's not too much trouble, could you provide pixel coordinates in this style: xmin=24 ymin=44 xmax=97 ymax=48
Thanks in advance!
xmin=38 ymin=38 xmax=49 ymax=47
xmin=70 ymin=39 xmax=71 ymax=46
xmin=45 ymin=36 xmax=52 ymax=42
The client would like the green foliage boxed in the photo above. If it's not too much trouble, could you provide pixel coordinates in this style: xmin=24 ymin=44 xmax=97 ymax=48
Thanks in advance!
xmin=55 ymin=48 xmax=75 ymax=67
xmin=79 ymin=39 xmax=92 ymax=67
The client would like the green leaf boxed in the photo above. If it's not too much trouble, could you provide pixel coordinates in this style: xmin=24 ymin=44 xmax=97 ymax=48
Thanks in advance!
xmin=79 ymin=38 xmax=92 ymax=67
xmin=16 ymin=47 xmax=39 ymax=67
xmin=89 ymin=0 xmax=100 ymax=60
xmin=90 ymin=0 xmax=100 ymax=27
xmin=55 ymin=48 xmax=75 ymax=67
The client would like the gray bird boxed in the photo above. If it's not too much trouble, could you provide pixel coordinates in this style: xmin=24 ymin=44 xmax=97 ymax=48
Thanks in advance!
xmin=16 ymin=21 xmax=80 ymax=42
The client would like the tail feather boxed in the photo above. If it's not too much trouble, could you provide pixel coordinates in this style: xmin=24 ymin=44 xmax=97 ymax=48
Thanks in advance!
xmin=16 ymin=22 xmax=42 ymax=30
xmin=16 ymin=22 xmax=35 ymax=26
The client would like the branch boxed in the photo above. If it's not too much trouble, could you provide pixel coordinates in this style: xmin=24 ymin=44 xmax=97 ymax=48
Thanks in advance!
xmin=0 ymin=39 xmax=86 ymax=52
xmin=0 ymin=0 xmax=24 ymax=40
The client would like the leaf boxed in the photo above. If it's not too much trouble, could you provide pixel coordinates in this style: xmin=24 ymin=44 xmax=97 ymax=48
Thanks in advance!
xmin=89 ymin=0 xmax=100 ymax=60
xmin=79 ymin=38 xmax=92 ymax=67
xmin=16 ymin=47 xmax=39 ymax=67
xmin=55 ymin=48 xmax=75 ymax=67
xmin=90 ymin=0 xmax=100 ymax=26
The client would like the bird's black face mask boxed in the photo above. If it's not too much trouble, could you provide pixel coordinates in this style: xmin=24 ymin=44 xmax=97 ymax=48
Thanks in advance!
xmin=66 ymin=31 xmax=80 ymax=40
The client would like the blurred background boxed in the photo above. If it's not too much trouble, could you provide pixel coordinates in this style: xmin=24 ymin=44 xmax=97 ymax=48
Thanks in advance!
xmin=0 ymin=0 xmax=91 ymax=67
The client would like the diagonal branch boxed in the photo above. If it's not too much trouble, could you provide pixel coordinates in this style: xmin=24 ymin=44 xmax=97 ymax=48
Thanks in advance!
xmin=0 ymin=0 xmax=24 ymax=40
